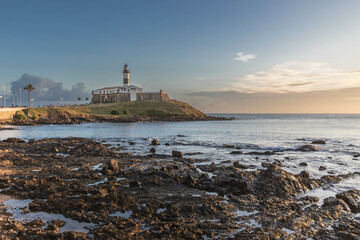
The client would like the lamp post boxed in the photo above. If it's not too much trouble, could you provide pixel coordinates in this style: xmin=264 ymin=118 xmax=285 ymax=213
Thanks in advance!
xmin=9 ymin=90 xmax=14 ymax=107
xmin=19 ymin=88 xmax=21 ymax=107
xmin=3 ymin=86 xmax=6 ymax=108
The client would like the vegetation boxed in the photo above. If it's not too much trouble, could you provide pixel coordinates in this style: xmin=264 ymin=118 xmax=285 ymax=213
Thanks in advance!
xmin=14 ymin=111 xmax=27 ymax=120
xmin=110 ymin=110 xmax=119 ymax=115
xmin=24 ymin=84 xmax=35 ymax=108
xmin=13 ymin=101 xmax=207 ymax=121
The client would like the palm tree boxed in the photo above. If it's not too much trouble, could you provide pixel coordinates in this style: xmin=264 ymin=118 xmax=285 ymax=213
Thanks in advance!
xmin=24 ymin=84 xmax=35 ymax=108
xmin=85 ymin=97 xmax=89 ymax=102
xmin=77 ymin=97 xmax=81 ymax=105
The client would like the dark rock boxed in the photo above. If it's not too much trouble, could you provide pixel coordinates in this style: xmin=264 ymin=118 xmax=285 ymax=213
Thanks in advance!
xmin=151 ymin=139 xmax=160 ymax=145
xmin=165 ymin=143 xmax=170 ymax=146
xmin=9 ymin=222 xmax=25 ymax=231
xmin=185 ymin=175 xmax=196 ymax=187
xmin=322 ymin=196 xmax=351 ymax=212
xmin=51 ymin=220 xmax=66 ymax=227
xmin=62 ymin=232 xmax=88 ymax=240
xmin=336 ymin=190 xmax=360 ymax=213
xmin=299 ymin=170 xmax=310 ymax=178
xmin=233 ymin=161 xmax=247 ymax=169
xmin=26 ymin=219 xmax=45 ymax=227
xmin=129 ymin=181 xmax=141 ymax=187
xmin=230 ymin=151 xmax=243 ymax=154
xmin=150 ymin=148 xmax=156 ymax=153
xmin=107 ymin=159 xmax=119 ymax=172
xmin=4 ymin=137 xmax=25 ymax=143
xmin=312 ymin=140 xmax=326 ymax=144
xmin=172 ymin=150 xmax=183 ymax=158
xmin=247 ymin=151 xmax=276 ymax=155
xmin=299 ymin=162 xmax=308 ymax=166
xmin=319 ymin=166 xmax=327 ymax=171
xmin=129 ymin=142 xmax=136 ymax=145
xmin=297 ymin=145 xmax=318 ymax=151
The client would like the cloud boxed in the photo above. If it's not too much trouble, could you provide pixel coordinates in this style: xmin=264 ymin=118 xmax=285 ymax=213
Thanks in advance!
xmin=181 ymin=88 xmax=360 ymax=113
xmin=234 ymin=52 xmax=256 ymax=62
xmin=10 ymin=73 xmax=90 ymax=102
xmin=231 ymin=62 xmax=360 ymax=93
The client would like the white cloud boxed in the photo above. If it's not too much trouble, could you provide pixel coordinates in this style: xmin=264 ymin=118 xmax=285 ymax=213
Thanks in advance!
xmin=231 ymin=62 xmax=360 ymax=93
xmin=234 ymin=52 xmax=256 ymax=62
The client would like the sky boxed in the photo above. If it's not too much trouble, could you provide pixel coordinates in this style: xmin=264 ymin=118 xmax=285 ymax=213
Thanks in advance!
xmin=1 ymin=0 xmax=360 ymax=112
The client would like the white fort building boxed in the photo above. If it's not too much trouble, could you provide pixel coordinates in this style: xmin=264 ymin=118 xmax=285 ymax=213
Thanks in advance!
xmin=91 ymin=64 xmax=170 ymax=103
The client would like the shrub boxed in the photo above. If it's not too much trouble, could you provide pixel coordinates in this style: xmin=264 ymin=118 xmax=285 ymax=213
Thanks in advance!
xmin=14 ymin=113 xmax=27 ymax=120
xmin=32 ymin=115 xmax=39 ymax=120
xmin=146 ymin=109 xmax=168 ymax=117
xmin=110 ymin=110 xmax=119 ymax=115
xmin=123 ymin=109 xmax=130 ymax=115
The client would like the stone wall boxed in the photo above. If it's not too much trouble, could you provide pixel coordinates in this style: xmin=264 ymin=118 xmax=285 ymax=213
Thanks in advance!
xmin=91 ymin=91 xmax=171 ymax=103
xmin=0 ymin=108 xmax=26 ymax=121
xmin=91 ymin=93 xmax=130 ymax=103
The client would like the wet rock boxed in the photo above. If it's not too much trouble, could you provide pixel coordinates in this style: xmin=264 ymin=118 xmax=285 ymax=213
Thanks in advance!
xmin=29 ymin=199 xmax=48 ymax=211
xmin=297 ymin=145 xmax=318 ymax=151
xmin=151 ymin=139 xmax=160 ymax=145
xmin=247 ymin=151 xmax=276 ymax=155
xmin=0 ymin=160 xmax=12 ymax=166
xmin=9 ymin=222 xmax=25 ymax=231
xmin=336 ymin=190 xmax=360 ymax=213
xmin=229 ymin=151 xmax=243 ymax=154
xmin=129 ymin=142 xmax=136 ymax=145
xmin=299 ymin=162 xmax=308 ymax=166
xmin=62 ymin=232 xmax=88 ymax=240
xmin=312 ymin=140 xmax=326 ymax=144
xmin=322 ymin=196 xmax=351 ymax=212
xmin=129 ymin=181 xmax=141 ymax=187
xmin=107 ymin=159 xmax=119 ymax=172
xmin=3 ymin=137 xmax=25 ymax=143
xmin=165 ymin=143 xmax=170 ymax=146
xmin=51 ymin=219 xmax=66 ymax=227
xmin=319 ymin=166 xmax=327 ymax=171
xmin=150 ymin=148 xmax=156 ymax=153
xmin=299 ymin=170 xmax=310 ymax=178
xmin=184 ymin=175 xmax=196 ymax=187
xmin=172 ymin=150 xmax=183 ymax=158
xmin=233 ymin=161 xmax=247 ymax=169
xmin=26 ymin=219 xmax=45 ymax=227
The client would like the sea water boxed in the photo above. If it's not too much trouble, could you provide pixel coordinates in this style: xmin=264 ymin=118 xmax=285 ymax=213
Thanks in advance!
xmin=1 ymin=114 xmax=360 ymax=197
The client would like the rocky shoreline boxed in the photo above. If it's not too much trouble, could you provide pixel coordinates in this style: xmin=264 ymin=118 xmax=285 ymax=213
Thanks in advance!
xmin=0 ymin=137 xmax=359 ymax=239
xmin=8 ymin=114 xmax=232 ymax=126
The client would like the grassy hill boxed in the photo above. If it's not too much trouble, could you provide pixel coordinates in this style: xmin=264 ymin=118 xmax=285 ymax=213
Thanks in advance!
xmin=13 ymin=101 xmax=208 ymax=122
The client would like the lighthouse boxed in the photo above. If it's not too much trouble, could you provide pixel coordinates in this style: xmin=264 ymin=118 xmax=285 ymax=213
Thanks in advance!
xmin=123 ymin=64 xmax=130 ymax=86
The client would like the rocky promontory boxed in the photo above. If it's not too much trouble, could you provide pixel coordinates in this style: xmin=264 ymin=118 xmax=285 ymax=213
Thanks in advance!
xmin=0 ymin=137 xmax=359 ymax=239
xmin=10 ymin=101 xmax=231 ymax=126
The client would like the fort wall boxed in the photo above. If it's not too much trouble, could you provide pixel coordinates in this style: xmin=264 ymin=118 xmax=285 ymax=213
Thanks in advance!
xmin=91 ymin=92 xmax=170 ymax=103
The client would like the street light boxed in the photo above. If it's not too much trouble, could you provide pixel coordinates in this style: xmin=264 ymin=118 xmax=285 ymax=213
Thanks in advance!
xmin=9 ymin=90 xmax=14 ymax=107
xmin=19 ymin=88 xmax=21 ymax=107
xmin=3 ymin=86 xmax=6 ymax=108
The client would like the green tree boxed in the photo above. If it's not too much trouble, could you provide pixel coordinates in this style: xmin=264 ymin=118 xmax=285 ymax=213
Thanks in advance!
xmin=24 ymin=84 xmax=35 ymax=108
xmin=85 ymin=97 xmax=89 ymax=102
xmin=77 ymin=97 xmax=81 ymax=104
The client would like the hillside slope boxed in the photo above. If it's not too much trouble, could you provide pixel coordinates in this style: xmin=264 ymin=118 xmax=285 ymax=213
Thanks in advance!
xmin=12 ymin=101 xmax=223 ymax=124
